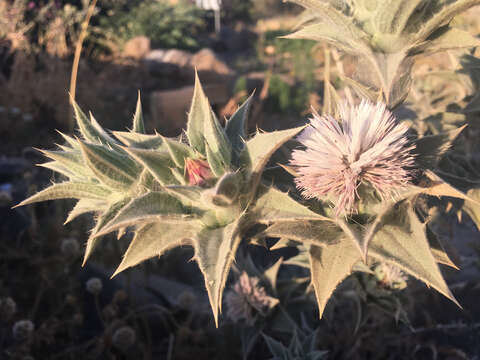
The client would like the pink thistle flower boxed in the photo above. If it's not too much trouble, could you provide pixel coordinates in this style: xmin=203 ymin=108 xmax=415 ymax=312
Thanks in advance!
xmin=289 ymin=100 xmax=415 ymax=215
xmin=184 ymin=158 xmax=213 ymax=186
xmin=225 ymin=272 xmax=279 ymax=324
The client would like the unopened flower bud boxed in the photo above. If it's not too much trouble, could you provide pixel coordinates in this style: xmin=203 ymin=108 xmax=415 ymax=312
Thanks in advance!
xmin=184 ymin=158 xmax=213 ymax=186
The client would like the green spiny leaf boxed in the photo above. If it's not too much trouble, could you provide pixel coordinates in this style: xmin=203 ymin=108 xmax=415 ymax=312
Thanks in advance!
xmin=132 ymin=91 xmax=145 ymax=134
xmin=421 ymin=170 xmax=478 ymax=202
xmin=427 ymin=226 xmax=459 ymax=269
xmin=56 ymin=130 xmax=80 ymax=150
xmin=413 ymin=27 xmax=480 ymax=55
xmin=204 ymin=108 xmax=232 ymax=175
xmin=94 ymin=192 xmax=186 ymax=237
xmin=38 ymin=162 xmax=77 ymax=179
xmin=240 ymin=126 xmax=305 ymax=198
xmin=194 ymin=218 xmax=243 ymax=327
xmin=186 ymin=71 xmax=208 ymax=154
xmin=112 ymin=131 xmax=165 ymax=149
xmin=38 ymin=149 xmax=93 ymax=179
xmin=83 ymin=198 xmax=130 ymax=265
xmin=309 ymin=238 xmax=361 ymax=318
xmin=376 ymin=0 xmax=426 ymax=35
xmin=284 ymin=0 xmax=369 ymax=54
xmin=262 ymin=333 xmax=287 ymax=358
xmin=202 ymin=171 xmax=243 ymax=207
xmin=253 ymin=185 xmax=330 ymax=223
xmin=205 ymin=143 xmax=225 ymax=177
xmin=164 ymin=185 xmax=204 ymax=207
xmin=368 ymin=201 xmax=459 ymax=306
xmin=336 ymin=218 xmax=366 ymax=261
xmin=414 ymin=125 xmax=466 ymax=169
xmin=284 ymin=22 xmax=368 ymax=54
xmin=122 ymin=147 xmax=178 ymax=186
xmin=463 ymin=188 xmax=480 ymax=230
xmin=112 ymin=220 xmax=198 ymax=277
xmin=160 ymin=136 xmax=195 ymax=168
xmin=171 ymin=167 xmax=187 ymax=185
xmin=14 ymin=182 xmax=112 ymax=208
xmin=78 ymin=141 xmax=140 ymax=190
xmin=417 ymin=0 xmax=480 ymax=43
xmin=65 ymin=198 xmax=106 ymax=224
xmin=261 ymin=220 xmax=342 ymax=247
xmin=225 ymin=92 xmax=255 ymax=154
xmin=89 ymin=112 xmax=120 ymax=146
xmin=71 ymin=98 xmax=117 ymax=146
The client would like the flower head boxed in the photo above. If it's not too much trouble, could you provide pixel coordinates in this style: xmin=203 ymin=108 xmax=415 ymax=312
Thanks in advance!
xmin=225 ymin=272 xmax=278 ymax=324
xmin=290 ymin=100 xmax=415 ymax=215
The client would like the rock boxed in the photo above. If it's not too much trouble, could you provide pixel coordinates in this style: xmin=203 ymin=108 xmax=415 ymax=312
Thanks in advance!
xmin=161 ymin=49 xmax=192 ymax=67
xmin=189 ymin=48 xmax=231 ymax=75
xmin=122 ymin=36 xmax=151 ymax=59
xmin=186 ymin=48 xmax=234 ymax=83
xmin=143 ymin=49 xmax=192 ymax=76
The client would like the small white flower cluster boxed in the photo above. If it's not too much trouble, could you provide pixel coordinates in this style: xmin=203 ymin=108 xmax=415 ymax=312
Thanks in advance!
xmin=112 ymin=326 xmax=136 ymax=352
xmin=85 ymin=277 xmax=103 ymax=295
xmin=12 ymin=319 xmax=35 ymax=341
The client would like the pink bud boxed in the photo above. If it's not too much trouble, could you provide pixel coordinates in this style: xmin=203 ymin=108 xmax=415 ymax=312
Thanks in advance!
xmin=184 ymin=158 xmax=213 ymax=186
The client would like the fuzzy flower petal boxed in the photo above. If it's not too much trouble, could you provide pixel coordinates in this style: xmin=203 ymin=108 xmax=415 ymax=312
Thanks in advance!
xmin=290 ymin=100 xmax=415 ymax=215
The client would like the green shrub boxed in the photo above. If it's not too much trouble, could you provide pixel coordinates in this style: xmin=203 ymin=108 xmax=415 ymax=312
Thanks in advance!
xmin=100 ymin=0 xmax=206 ymax=51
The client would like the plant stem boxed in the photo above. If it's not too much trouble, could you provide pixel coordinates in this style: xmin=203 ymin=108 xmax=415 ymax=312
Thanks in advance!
xmin=68 ymin=0 xmax=98 ymax=132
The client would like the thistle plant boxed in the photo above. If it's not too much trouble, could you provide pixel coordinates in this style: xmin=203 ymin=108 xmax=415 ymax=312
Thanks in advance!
xmin=16 ymin=73 xmax=329 ymax=325
xmin=286 ymin=0 xmax=480 ymax=107
xmin=265 ymin=99 xmax=480 ymax=317
xmin=14 ymin=2 xmax=480 ymax=326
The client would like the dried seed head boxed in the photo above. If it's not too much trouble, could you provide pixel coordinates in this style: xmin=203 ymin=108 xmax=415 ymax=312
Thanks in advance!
xmin=290 ymin=100 xmax=415 ymax=215
xmin=0 ymin=297 xmax=17 ymax=319
xmin=12 ymin=319 xmax=35 ymax=341
xmin=225 ymin=272 xmax=279 ymax=324
xmin=85 ymin=277 xmax=103 ymax=295
xmin=60 ymin=237 xmax=79 ymax=257
xmin=112 ymin=326 xmax=136 ymax=352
